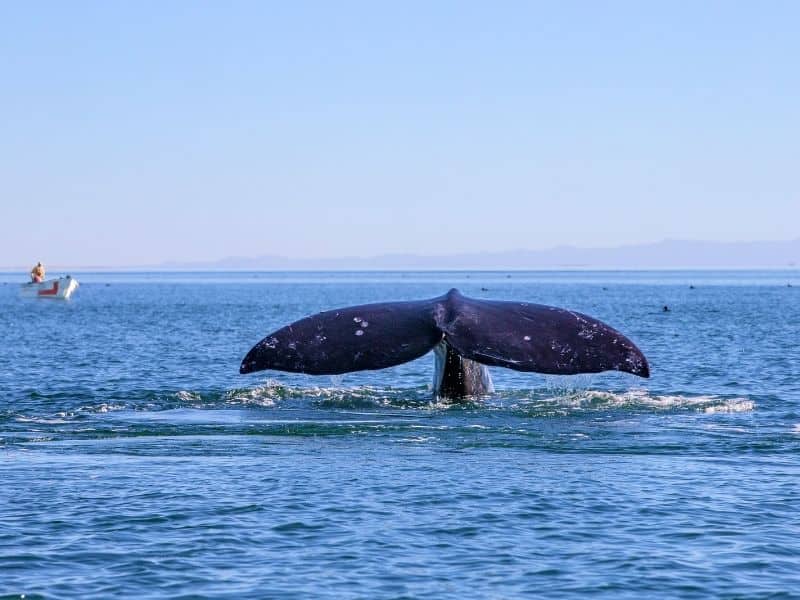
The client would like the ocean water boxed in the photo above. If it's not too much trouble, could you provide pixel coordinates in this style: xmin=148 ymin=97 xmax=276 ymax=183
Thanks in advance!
xmin=1 ymin=270 xmax=799 ymax=599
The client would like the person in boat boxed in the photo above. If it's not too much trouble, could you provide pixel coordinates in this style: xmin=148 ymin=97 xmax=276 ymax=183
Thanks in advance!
xmin=30 ymin=261 xmax=45 ymax=283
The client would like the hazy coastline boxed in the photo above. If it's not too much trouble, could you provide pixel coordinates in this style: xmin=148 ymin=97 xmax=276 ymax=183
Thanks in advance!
xmin=3 ymin=238 xmax=798 ymax=271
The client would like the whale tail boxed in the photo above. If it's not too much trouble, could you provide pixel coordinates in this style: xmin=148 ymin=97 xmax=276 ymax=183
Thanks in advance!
xmin=240 ymin=289 xmax=649 ymax=380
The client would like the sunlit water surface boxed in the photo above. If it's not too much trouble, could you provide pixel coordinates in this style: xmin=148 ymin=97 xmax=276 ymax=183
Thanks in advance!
xmin=1 ymin=270 xmax=799 ymax=598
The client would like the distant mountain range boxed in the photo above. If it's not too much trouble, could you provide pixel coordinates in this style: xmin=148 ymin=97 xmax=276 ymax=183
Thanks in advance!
xmin=158 ymin=238 xmax=800 ymax=270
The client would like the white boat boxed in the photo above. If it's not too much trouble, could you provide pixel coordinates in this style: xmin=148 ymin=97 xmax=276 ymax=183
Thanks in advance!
xmin=20 ymin=275 xmax=80 ymax=300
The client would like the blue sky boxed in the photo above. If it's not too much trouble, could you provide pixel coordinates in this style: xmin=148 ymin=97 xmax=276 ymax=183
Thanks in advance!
xmin=1 ymin=1 xmax=798 ymax=267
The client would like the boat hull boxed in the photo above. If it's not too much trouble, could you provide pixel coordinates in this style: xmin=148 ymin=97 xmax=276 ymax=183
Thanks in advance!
xmin=20 ymin=276 xmax=80 ymax=300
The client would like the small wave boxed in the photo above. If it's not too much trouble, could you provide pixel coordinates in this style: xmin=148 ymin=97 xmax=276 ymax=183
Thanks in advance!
xmin=6 ymin=383 xmax=756 ymax=424
xmin=220 ymin=384 xmax=277 ymax=407
xmin=79 ymin=402 xmax=128 ymax=414
xmin=218 ymin=384 xmax=755 ymax=415
xmin=153 ymin=381 xmax=438 ymax=410
xmin=580 ymin=389 xmax=754 ymax=413
xmin=220 ymin=381 xmax=404 ymax=408
xmin=13 ymin=415 xmax=71 ymax=425
xmin=703 ymin=399 xmax=755 ymax=414
xmin=397 ymin=435 xmax=437 ymax=443
xmin=174 ymin=390 xmax=202 ymax=403
xmin=236 ymin=382 xmax=434 ymax=409
xmin=501 ymin=389 xmax=754 ymax=415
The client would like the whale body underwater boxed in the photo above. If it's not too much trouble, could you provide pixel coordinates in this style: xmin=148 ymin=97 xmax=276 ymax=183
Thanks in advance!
xmin=240 ymin=288 xmax=650 ymax=399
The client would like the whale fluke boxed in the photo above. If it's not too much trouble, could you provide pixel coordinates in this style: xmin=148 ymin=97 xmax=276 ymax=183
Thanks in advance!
xmin=438 ymin=292 xmax=650 ymax=377
xmin=240 ymin=297 xmax=442 ymax=375
xmin=240 ymin=289 xmax=649 ymax=397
